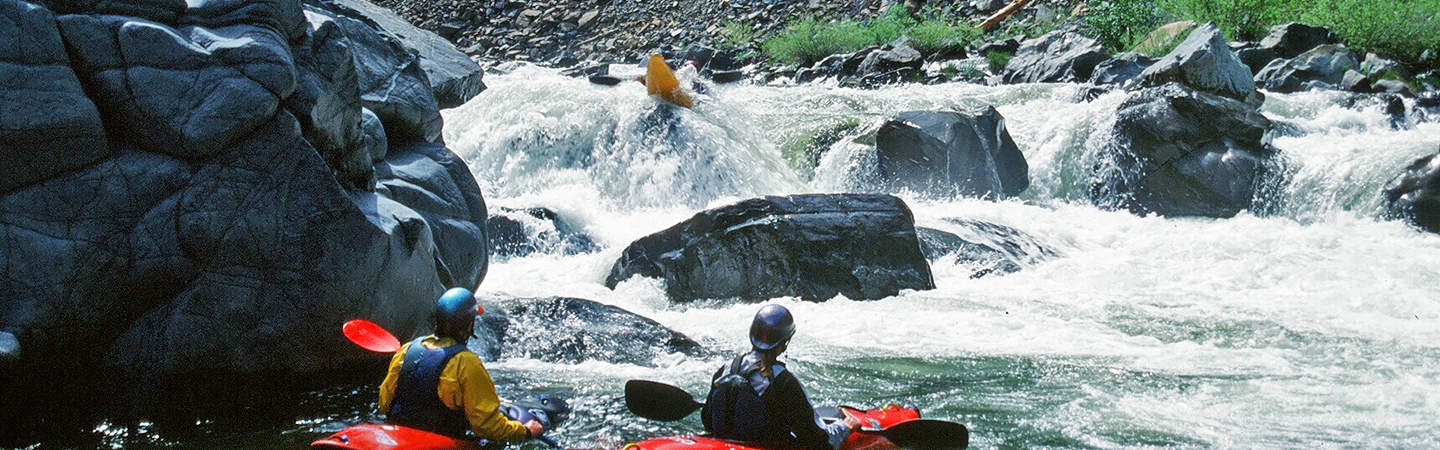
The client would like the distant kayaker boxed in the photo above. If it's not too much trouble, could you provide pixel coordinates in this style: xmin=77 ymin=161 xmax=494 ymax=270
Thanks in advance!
xmin=701 ymin=304 xmax=859 ymax=449
xmin=378 ymin=287 xmax=546 ymax=445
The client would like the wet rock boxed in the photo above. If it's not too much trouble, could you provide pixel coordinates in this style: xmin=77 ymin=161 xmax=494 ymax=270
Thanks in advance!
xmin=711 ymin=69 xmax=744 ymax=83
xmin=487 ymin=207 xmax=598 ymax=258
xmin=1254 ymin=44 xmax=1360 ymax=93
xmin=0 ymin=0 xmax=108 ymax=194
xmin=320 ymin=0 xmax=487 ymax=109
xmin=854 ymin=38 xmax=923 ymax=85
xmin=1 ymin=0 xmax=487 ymax=422
xmin=976 ymin=38 xmax=1019 ymax=57
xmin=605 ymin=194 xmax=934 ymax=302
xmin=1074 ymin=84 xmax=1112 ymax=102
xmin=1089 ymin=52 xmax=1154 ymax=86
xmin=1004 ymin=29 xmax=1109 ymax=84
xmin=1090 ymin=83 xmax=1275 ymax=217
xmin=473 ymin=297 xmax=708 ymax=365
xmin=1373 ymin=79 xmax=1413 ymax=97
xmin=1341 ymin=69 xmax=1371 ymax=92
xmin=1259 ymin=22 xmax=1338 ymax=60
xmin=918 ymin=219 xmax=1058 ymax=278
xmin=863 ymin=108 xmax=1029 ymax=198
xmin=1135 ymin=22 xmax=1258 ymax=102
xmin=1383 ymin=148 xmax=1440 ymax=232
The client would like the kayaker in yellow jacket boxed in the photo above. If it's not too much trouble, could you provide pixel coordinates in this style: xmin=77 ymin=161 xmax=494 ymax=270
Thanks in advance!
xmin=378 ymin=287 xmax=545 ymax=443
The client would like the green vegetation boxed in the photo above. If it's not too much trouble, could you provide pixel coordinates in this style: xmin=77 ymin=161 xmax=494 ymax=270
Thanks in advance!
xmin=1082 ymin=0 xmax=1439 ymax=63
xmin=1300 ymin=0 xmax=1440 ymax=62
xmin=718 ymin=20 xmax=758 ymax=52
xmin=1083 ymin=0 xmax=1168 ymax=52
xmin=760 ymin=5 xmax=982 ymax=66
xmin=985 ymin=50 xmax=1012 ymax=72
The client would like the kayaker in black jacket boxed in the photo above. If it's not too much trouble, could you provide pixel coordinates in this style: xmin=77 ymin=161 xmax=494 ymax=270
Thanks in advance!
xmin=701 ymin=305 xmax=858 ymax=450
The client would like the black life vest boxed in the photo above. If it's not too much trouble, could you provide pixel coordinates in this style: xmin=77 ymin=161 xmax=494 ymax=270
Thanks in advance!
xmin=388 ymin=337 xmax=472 ymax=438
xmin=706 ymin=352 xmax=783 ymax=441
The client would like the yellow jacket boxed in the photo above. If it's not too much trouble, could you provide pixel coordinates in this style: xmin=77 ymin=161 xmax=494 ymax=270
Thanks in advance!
xmin=378 ymin=335 xmax=530 ymax=442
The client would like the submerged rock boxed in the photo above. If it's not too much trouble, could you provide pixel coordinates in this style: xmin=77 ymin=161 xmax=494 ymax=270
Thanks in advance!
xmin=473 ymin=297 xmax=708 ymax=365
xmin=1383 ymin=148 xmax=1440 ymax=232
xmin=605 ymin=194 xmax=934 ymax=302
xmin=863 ymin=108 xmax=1030 ymax=199
xmin=487 ymin=207 xmax=598 ymax=258
xmin=1090 ymin=83 xmax=1275 ymax=217
xmin=917 ymin=220 xmax=1056 ymax=278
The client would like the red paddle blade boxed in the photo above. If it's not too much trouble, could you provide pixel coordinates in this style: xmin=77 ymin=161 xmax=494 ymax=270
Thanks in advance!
xmin=343 ymin=320 xmax=401 ymax=353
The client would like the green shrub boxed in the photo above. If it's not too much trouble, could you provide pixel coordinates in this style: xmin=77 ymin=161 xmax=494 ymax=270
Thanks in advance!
xmin=985 ymin=50 xmax=1012 ymax=72
xmin=1085 ymin=0 xmax=1169 ymax=52
xmin=1301 ymin=0 xmax=1440 ymax=62
xmin=760 ymin=5 xmax=984 ymax=66
xmin=718 ymin=20 xmax=757 ymax=52
xmin=1161 ymin=0 xmax=1309 ymax=41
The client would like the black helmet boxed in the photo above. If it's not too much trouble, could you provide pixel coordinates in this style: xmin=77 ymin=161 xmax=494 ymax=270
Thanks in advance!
xmin=749 ymin=304 xmax=796 ymax=351
xmin=434 ymin=287 xmax=481 ymax=339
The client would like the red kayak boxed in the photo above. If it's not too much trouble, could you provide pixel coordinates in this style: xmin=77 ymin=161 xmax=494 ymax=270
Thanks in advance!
xmin=624 ymin=404 xmax=920 ymax=450
xmin=310 ymin=424 xmax=481 ymax=450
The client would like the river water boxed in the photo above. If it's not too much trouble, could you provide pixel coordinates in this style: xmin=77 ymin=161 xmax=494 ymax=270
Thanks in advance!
xmin=85 ymin=65 xmax=1440 ymax=448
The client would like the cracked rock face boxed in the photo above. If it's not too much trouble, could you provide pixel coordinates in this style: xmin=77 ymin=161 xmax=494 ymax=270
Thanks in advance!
xmin=0 ymin=0 xmax=487 ymax=425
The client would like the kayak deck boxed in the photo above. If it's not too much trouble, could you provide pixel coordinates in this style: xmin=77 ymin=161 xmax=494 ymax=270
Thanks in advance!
xmin=310 ymin=423 xmax=481 ymax=450
xmin=626 ymin=404 xmax=921 ymax=450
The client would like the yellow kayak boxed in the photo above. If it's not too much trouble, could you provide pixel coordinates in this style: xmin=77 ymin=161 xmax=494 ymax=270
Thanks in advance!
xmin=645 ymin=53 xmax=694 ymax=108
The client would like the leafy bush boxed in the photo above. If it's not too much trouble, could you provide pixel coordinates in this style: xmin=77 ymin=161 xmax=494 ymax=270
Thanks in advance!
xmin=1301 ymin=0 xmax=1440 ymax=62
xmin=1085 ymin=0 xmax=1169 ymax=51
xmin=1161 ymin=0 xmax=1308 ymax=41
xmin=909 ymin=20 xmax=982 ymax=54
xmin=985 ymin=50 xmax=1012 ymax=72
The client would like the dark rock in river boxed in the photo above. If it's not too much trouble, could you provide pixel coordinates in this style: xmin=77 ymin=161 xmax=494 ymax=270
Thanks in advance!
xmin=487 ymin=207 xmax=598 ymax=258
xmin=1383 ymin=148 xmax=1440 ymax=233
xmin=864 ymin=108 xmax=1029 ymax=199
xmin=1003 ymin=29 xmax=1108 ymax=84
xmin=1135 ymin=23 xmax=1259 ymax=103
xmin=0 ymin=0 xmax=488 ymax=431
xmin=605 ymin=194 xmax=935 ymax=302
xmin=1089 ymin=83 xmax=1275 ymax=217
xmin=473 ymin=297 xmax=708 ymax=365
xmin=319 ymin=0 xmax=487 ymax=109
xmin=1089 ymin=52 xmax=1154 ymax=86
xmin=1254 ymin=44 xmax=1360 ymax=93
xmin=919 ymin=218 xmax=1058 ymax=278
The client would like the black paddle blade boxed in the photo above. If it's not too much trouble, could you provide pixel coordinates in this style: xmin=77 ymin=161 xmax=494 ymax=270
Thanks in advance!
xmin=624 ymin=380 xmax=705 ymax=422
xmin=875 ymin=419 xmax=970 ymax=449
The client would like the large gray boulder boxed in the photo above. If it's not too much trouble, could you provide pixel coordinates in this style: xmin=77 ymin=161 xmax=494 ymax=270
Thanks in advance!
xmin=1383 ymin=148 xmax=1440 ymax=233
xmin=1089 ymin=83 xmax=1276 ymax=217
xmin=605 ymin=194 xmax=935 ymax=302
xmin=0 ymin=0 xmax=108 ymax=194
xmin=1255 ymin=44 xmax=1360 ymax=93
xmin=1004 ymin=29 xmax=1109 ymax=84
xmin=0 ymin=0 xmax=488 ymax=433
xmin=1089 ymin=52 xmax=1154 ymax=86
xmin=861 ymin=108 xmax=1029 ymax=199
xmin=1237 ymin=22 xmax=1339 ymax=73
xmin=473 ymin=297 xmax=709 ymax=365
xmin=318 ymin=0 xmax=486 ymax=108
xmin=1135 ymin=22 xmax=1259 ymax=102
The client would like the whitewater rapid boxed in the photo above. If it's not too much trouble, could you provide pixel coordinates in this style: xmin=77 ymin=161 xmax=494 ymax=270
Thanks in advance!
xmin=440 ymin=64 xmax=1440 ymax=448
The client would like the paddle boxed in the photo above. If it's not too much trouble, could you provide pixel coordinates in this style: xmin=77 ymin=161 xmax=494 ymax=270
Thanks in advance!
xmin=341 ymin=319 xmax=560 ymax=448
xmin=343 ymin=319 xmax=401 ymax=352
xmin=625 ymin=379 xmax=705 ymax=421
xmin=625 ymin=380 xmax=970 ymax=449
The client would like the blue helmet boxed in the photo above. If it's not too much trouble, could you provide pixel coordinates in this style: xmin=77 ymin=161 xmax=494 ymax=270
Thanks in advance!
xmin=749 ymin=304 xmax=796 ymax=351
xmin=434 ymin=287 xmax=481 ymax=339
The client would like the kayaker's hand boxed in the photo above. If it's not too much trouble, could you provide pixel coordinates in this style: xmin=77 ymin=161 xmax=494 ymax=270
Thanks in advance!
xmin=843 ymin=414 xmax=862 ymax=430
xmin=524 ymin=419 xmax=545 ymax=439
